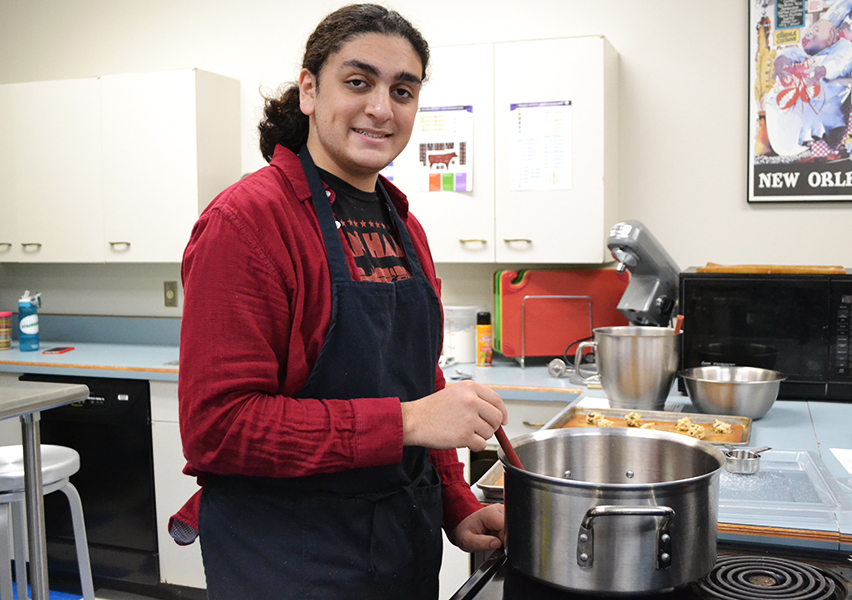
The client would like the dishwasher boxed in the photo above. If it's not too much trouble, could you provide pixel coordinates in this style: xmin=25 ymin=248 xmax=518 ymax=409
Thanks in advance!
xmin=18 ymin=373 xmax=159 ymax=586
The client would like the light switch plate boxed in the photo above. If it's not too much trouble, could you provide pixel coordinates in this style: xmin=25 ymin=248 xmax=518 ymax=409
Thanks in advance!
xmin=164 ymin=281 xmax=178 ymax=307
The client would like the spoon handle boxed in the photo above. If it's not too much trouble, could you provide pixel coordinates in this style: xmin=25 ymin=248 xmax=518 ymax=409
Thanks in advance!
xmin=496 ymin=426 xmax=525 ymax=470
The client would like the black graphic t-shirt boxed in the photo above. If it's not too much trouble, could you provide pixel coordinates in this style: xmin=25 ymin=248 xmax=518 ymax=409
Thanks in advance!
xmin=318 ymin=169 xmax=411 ymax=283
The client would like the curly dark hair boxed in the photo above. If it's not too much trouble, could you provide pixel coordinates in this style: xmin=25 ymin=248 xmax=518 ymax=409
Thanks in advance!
xmin=257 ymin=4 xmax=430 ymax=163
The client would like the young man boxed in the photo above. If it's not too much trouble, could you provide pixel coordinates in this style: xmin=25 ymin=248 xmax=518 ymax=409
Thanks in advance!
xmin=171 ymin=5 xmax=507 ymax=599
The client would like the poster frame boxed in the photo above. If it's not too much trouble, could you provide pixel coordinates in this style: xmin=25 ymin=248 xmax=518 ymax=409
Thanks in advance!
xmin=748 ymin=0 xmax=852 ymax=203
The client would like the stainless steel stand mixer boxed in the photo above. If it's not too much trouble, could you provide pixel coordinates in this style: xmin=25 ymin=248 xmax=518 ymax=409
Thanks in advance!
xmin=608 ymin=219 xmax=680 ymax=327
xmin=548 ymin=220 xmax=681 ymax=382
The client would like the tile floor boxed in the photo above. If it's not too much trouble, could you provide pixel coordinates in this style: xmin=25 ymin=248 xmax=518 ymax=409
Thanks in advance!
xmin=41 ymin=584 xmax=201 ymax=600
xmin=11 ymin=589 xmax=157 ymax=600
xmin=95 ymin=592 xmax=159 ymax=600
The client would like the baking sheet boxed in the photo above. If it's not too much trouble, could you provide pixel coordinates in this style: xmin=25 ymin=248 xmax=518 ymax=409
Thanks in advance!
xmin=545 ymin=406 xmax=752 ymax=445
xmin=477 ymin=460 xmax=507 ymax=500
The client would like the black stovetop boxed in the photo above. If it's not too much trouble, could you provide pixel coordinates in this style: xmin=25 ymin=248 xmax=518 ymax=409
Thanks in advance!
xmin=451 ymin=543 xmax=852 ymax=600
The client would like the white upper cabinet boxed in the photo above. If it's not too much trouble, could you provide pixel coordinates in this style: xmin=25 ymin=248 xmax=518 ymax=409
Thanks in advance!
xmin=0 ymin=84 xmax=15 ymax=261
xmin=396 ymin=43 xmax=496 ymax=263
xmin=0 ymin=78 xmax=104 ymax=262
xmin=101 ymin=69 xmax=240 ymax=262
xmin=0 ymin=69 xmax=241 ymax=263
xmin=494 ymin=37 xmax=618 ymax=263
xmin=395 ymin=36 xmax=618 ymax=264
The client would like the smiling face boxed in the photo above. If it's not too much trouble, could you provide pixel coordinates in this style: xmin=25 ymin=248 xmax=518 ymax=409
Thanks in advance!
xmin=299 ymin=33 xmax=423 ymax=191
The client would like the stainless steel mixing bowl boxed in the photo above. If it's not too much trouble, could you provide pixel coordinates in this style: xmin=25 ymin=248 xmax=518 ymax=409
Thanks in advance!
xmin=679 ymin=366 xmax=786 ymax=420
xmin=575 ymin=326 xmax=681 ymax=411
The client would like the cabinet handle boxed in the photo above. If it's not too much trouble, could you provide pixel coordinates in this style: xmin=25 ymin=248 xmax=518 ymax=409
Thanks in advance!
xmin=503 ymin=238 xmax=533 ymax=244
xmin=459 ymin=239 xmax=487 ymax=244
xmin=0 ymin=243 xmax=11 ymax=249
xmin=108 ymin=241 xmax=132 ymax=249
xmin=21 ymin=243 xmax=42 ymax=249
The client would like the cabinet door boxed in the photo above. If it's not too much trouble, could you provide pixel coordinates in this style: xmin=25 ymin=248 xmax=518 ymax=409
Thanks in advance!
xmin=494 ymin=37 xmax=617 ymax=263
xmin=150 ymin=381 xmax=206 ymax=589
xmin=152 ymin=419 xmax=206 ymax=589
xmin=0 ymin=85 xmax=15 ymax=260
xmin=4 ymin=79 xmax=103 ymax=262
xmin=395 ymin=44 xmax=496 ymax=262
xmin=101 ymin=70 xmax=202 ymax=262
xmin=439 ymin=447 xmax=471 ymax=597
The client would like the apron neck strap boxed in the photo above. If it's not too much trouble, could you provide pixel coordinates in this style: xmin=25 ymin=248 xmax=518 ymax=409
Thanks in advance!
xmin=298 ymin=147 xmax=351 ymax=282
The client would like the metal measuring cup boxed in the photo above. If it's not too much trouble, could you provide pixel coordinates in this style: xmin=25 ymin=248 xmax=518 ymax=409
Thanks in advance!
xmin=723 ymin=446 xmax=771 ymax=475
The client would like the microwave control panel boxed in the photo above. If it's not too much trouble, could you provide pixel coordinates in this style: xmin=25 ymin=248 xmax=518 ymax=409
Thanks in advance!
xmin=830 ymin=282 xmax=852 ymax=379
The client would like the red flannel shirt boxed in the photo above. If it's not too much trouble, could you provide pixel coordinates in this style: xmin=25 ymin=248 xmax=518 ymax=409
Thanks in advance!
xmin=170 ymin=145 xmax=481 ymax=541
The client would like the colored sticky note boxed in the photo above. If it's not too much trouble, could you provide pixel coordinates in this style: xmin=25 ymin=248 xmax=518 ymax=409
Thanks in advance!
xmin=429 ymin=173 xmax=442 ymax=191
xmin=455 ymin=173 xmax=468 ymax=191
xmin=442 ymin=173 xmax=454 ymax=191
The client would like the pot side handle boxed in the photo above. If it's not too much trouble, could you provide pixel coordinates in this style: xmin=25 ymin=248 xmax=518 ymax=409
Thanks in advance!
xmin=576 ymin=505 xmax=675 ymax=571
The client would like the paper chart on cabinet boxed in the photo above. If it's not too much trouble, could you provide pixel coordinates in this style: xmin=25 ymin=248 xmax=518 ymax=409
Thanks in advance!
xmin=509 ymin=100 xmax=573 ymax=192
xmin=409 ymin=105 xmax=473 ymax=193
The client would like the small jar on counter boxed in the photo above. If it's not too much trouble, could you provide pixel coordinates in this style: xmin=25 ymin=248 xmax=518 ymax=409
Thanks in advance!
xmin=0 ymin=312 xmax=11 ymax=350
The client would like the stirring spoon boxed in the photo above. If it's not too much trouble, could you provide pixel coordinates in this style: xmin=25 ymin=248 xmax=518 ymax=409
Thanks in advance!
xmin=495 ymin=426 xmax=524 ymax=470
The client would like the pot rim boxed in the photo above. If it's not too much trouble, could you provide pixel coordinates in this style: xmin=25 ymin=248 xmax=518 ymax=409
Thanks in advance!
xmin=498 ymin=427 xmax=726 ymax=490
xmin=593 ymin=325 xmax=681 ymax=337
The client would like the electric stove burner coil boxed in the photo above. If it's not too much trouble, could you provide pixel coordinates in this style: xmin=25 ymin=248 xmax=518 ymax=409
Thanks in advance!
xmin=695 ymin=555 xmax=842 ymax=600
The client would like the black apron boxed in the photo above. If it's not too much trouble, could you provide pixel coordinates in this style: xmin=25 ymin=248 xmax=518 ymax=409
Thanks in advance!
xmin=198 ymin=148 xmax=445 ymax=600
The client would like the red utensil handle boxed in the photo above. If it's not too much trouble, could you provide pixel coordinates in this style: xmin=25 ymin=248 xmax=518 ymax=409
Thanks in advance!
xmin=495 ymin=426 xmax=524 ymax=470
xmin=674 ymin=314 xmax=684 ymax=335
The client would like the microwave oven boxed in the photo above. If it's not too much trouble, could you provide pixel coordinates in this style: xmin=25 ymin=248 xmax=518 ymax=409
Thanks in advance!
xmin=678 ymin=268 xmax=852 ymax=400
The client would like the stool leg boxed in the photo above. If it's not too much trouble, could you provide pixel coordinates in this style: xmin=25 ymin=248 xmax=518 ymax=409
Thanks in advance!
xmin=10 ymin=502 xmax=27 ymax=600
xmin=0 ymin=503 xmax=13 ymax=600
xmin=59 ymin=484 xmax=94 ymax=600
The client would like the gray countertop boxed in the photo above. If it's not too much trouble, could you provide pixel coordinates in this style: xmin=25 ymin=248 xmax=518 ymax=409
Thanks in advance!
xmin=0 ymin=373 xmax=90 ymax=418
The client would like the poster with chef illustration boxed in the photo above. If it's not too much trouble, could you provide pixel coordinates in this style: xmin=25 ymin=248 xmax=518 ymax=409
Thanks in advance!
xmin=409 ymin=105 xmax=473 ymax=192
xmin=750 ymin=0 xmax=852 ymax=201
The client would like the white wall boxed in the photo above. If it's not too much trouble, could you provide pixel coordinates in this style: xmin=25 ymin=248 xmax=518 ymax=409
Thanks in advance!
xmin=1 ymin=0 xmax=850 ymax=316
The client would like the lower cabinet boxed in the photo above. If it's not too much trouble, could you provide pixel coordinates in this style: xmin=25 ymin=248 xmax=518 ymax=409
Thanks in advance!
xmin=150 ymin=381 xmax=206 ymax=589
xmin=150 ymin=381 xmax=475 ymax=593
xmin=441 ymin=447 xmax=473 ymax=597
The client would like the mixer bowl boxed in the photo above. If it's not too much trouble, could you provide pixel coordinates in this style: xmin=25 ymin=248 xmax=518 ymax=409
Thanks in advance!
xmin=679 ymin=366 xmax=785 ymax=420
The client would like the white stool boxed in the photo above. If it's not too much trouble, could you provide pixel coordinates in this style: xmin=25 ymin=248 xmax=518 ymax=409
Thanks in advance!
xmin=0 ymin=445 xmax=94 ymax=600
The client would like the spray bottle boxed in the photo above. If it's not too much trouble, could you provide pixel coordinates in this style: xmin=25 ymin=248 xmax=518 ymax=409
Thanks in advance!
xmin=18 ymin=291 xmax=41 ymax=352
xmin=476 ymin=311 xmax=492 ymax=367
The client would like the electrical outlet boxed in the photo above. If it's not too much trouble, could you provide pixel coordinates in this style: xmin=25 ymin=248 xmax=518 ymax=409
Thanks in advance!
xmin=164 ymin=281 xmax=178 ymax=307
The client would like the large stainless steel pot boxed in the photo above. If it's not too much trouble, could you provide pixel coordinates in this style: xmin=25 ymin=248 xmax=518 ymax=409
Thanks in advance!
xmin=498 ymin=427 xmax=726 ymax=595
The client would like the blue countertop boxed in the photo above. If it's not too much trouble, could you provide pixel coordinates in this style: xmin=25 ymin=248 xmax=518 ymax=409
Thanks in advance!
xmin=0 ymin=341 xmax=179 ymax=381
xmin=2 ymin=343 xmax=851 ymax=551
xmin=0 ymin=348 xmax=571 ymax=387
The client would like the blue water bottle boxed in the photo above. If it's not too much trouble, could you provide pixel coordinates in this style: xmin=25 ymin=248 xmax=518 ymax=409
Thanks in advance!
xmin=18 ymin=291 xmax=41 ymax=352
